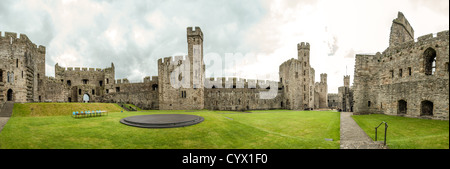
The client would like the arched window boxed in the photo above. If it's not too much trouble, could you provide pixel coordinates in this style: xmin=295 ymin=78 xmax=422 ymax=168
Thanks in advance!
xmin=10 ymin=72 xmax=14 ymax=83
xmin=424 ymin=48 xmax=437 ymax=75
xmin=0 ymin=69 xmax=3 ymax=82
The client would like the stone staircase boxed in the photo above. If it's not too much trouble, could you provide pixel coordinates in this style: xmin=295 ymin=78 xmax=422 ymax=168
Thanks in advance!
xmin=117 ymin=103 xmax=137 ymax=111
xmin=0 ymin=101 xmax=14 ymax=117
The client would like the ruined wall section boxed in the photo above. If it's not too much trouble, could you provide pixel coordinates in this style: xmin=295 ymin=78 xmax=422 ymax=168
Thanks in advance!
xmin=204 ymin=77 xmax=283 ymax=110
xmin=102 ymin=76 xmax=159 ymax=109
xmin=43 ymin=76 xmax=69 ymax=102
xmin=355 ymin=20 xmax=449 ymax=120
xmin=353 ymin=53 xmax=383 ymax=114
xmin=377 ymin=30 xmax=449 ymax=119
xmin=0 ymin=31 xmax=45 ymax=103
xmin=389 ymin=12 xmax=414 ymax=47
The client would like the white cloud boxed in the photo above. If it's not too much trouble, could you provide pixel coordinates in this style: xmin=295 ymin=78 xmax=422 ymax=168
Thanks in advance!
xmin=1 ymin=0 xmax=448 ymax=93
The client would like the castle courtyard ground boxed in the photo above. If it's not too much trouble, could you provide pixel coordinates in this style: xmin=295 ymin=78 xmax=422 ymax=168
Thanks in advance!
xmin=0 ymin=103 xmax=447 ymax=149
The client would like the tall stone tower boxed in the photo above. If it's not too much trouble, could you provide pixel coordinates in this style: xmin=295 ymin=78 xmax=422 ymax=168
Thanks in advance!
xmin=298 ymin=42 xmax=310 ymax=66
xmin=186 ymin=26 xmax=205 ymax=109
xmin=344 ymin=75 xmax=350 ymax=88
xmin=187 ymin=27 xmax=204 ymax=90
xmin=318 ymin=73 xmax=328 ymax=108
xmin=298 ymin=42 xmax=311 ymax=109
xmin=320 ymin=73 xmax=327 ymax=84
xmin=157 ymin=27 xmax=205 ymax=110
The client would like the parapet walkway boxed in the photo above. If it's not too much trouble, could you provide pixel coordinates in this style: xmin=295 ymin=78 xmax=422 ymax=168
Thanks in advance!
xmin=340 ymin=112 xmax=388 ymax=149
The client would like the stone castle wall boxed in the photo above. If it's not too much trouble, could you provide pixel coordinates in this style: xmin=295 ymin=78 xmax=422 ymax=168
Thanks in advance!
xmin=1 ymin=27 xmax=329 ymax=112
xmin=353 ymin=12 xmax=449 ymax=120
xmin=102 ymin=76 xmax=159 ymax=109
xmin=0 ymin=31 xmax=45 ymax=103
xmin=204 ymin=77 xmax=283 ymax=111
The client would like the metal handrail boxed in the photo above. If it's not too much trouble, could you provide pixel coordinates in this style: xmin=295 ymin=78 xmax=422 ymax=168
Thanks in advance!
xmin=375 ymin=121 xmax=388 ymax=145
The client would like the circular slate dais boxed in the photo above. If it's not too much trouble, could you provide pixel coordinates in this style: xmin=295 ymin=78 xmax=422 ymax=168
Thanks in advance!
xmin=120 ymin=114 xmax=204 ymax=128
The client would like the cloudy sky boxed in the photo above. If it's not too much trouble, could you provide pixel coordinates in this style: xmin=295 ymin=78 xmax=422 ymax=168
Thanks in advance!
xmin=1 ymin=0 xmax=448 ymax=93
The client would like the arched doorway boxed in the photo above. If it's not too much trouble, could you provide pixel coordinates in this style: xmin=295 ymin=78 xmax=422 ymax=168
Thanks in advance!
xmin=421 ymin=100 xmax=433 ymax=116
xmin=423 ymin=48 xmax=437 ymax=76
xmin=7 ymin=89 xmax=13 ymax=101
xmin=398 ymin=100 xmax=407 ymax=115
xmin=83 ymin=93 xmax=90 ymax=103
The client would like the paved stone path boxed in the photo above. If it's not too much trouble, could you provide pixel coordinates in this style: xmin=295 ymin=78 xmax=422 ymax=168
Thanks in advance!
xmin=0 ymin=117 xmax=9 ymax=133
xmin=0 ymin=102 xmax=14 ymax=135
xmin=340 ymin=112 xmax=388 ymax=149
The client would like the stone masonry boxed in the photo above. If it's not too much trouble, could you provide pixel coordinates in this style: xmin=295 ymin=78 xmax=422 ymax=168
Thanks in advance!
xmin=1 ymin=27 xmax=328 ymax=111
xmin=353 ymin=12 xmax=449 ymax=120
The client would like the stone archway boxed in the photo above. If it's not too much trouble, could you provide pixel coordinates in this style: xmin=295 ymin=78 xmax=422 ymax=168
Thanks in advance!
xmin=83 ymin=93 xmax=90 ymax=103
xmin=398 ymin=100 xmax=407 ymax=115
xmin=423 ymin=48 xmax=437 ymax=76
xmin=421 ymin=100 xmax=433 ymax=116
xmin=7 ymin=89 xmax=13 ymax=101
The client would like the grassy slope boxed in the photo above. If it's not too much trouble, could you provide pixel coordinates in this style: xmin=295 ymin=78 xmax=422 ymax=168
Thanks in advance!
xmin=352 ymin=114 xmax=449 ymax=149
xmin=0 ymin=106 xmax=340 ymax=149
xmin=12 ymin=103 xmax=124 ymax=117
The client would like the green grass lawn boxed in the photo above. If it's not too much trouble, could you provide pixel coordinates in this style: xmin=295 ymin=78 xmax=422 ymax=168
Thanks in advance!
xmin=0 ymin=103 xmax=340 ymax=149
xmin=12 ymin=102 xmax=124 ymax=117
xmin=352 ymin=114 xmax=449 ymax=149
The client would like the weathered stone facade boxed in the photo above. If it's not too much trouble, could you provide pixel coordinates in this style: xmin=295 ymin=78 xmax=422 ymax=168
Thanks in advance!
xmin=279 ymin=43 xmax=328 ymax=110
xmin=353 ymin=12 xmax=449 ymax=120
xmin=1 ymin=27 xmax=328 ymax=111
xmin=0 ymin=32 xmax=46 ymax=103
xmin=328 ymin=75 xmax=354 ymax=112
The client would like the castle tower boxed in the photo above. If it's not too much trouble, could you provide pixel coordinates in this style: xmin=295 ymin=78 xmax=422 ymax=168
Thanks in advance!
xmin=320 ymin=73 xmax=327 ymax=84
xmin=158 ymin=27 xmax=205 ymax=110
xmin=319 ymin=73 xmax=328 ymax=108
xmin=187 ymin=27 xmax=204 ymax=89
xmin=297 ymin=42 xmax=310 ymax=66
xmin=389 ymin=12 xmax=414 ymax=47
xmin=344 ymin=75 xmax=350 ymax=88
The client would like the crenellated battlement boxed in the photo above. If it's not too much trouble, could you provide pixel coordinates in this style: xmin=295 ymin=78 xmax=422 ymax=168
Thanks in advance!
xmin=320 ymin=73 xmax=327 ymax=83
xmin=297 ymin=42 xmax=310 ymax=50
xmin=143 ymin=76 xmax=159 ymax=83
xmin=55 ymin=63 xmax=111 ymax=72
xmin=1 ymin=31 xmax=46 ymax=52
xmin=157 ymin=55 xmax=189 ymax=65
xmin=416 ymin=30 xmax=448 ymax=42
xmin=383 ymin=30 xmax=449 ymax=56
xmin=204 ymin=76 xmax=278 ymax=89
xmin=187 ymin=27 xmax=203 ymax=40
